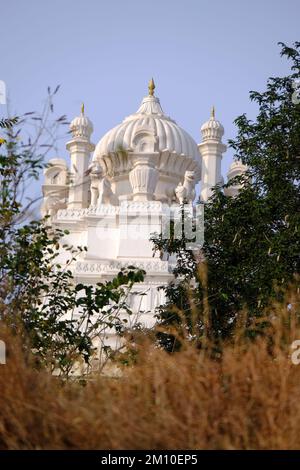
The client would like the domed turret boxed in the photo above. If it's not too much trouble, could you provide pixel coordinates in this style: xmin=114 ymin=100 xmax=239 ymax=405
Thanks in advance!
xmin=198 ymin=107 xmax=226 ymax=202
xmin=226 ymin=160 xmax=247 ymax=181
xmin=66 ymin=104 xmax=95 ymax=209
xmin=70 ymin=104 xmax=93 ymax=140
xmin=200 ymin=106 xmax=224 ymax=142
xmin=224 ymin=160 xmax=248 ymax=197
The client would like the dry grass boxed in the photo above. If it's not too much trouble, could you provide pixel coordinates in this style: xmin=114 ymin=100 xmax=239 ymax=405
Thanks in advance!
xmin=0 ymin=288 xmax=300 ymax=450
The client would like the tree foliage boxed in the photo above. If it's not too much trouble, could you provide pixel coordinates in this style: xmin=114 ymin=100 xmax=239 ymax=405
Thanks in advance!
xmin=152 ymin=42 xmax=300 ymax=350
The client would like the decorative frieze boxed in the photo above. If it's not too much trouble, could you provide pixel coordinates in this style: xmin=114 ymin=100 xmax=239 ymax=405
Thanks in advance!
xmin=75 ymin=259 xmax=172 ymax=275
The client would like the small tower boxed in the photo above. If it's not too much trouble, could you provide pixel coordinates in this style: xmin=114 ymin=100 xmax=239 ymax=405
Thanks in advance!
xmin=198 ymin=107 xmax=226 ymax=202
xmin=66 ymin=104 xmax=95 ymax=209
xmin=224 ymin=160 xmax=248 ymax=197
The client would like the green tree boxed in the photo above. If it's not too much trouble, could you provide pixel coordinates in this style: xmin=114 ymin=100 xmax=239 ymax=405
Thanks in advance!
xmin=152 ymin=42 xmax=300 ymax=350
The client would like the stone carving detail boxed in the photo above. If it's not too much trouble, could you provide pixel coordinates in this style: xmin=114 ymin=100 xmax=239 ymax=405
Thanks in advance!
xmin=98 ymin=178 xmax=118 ymax=205
xmin=90 ymin=163 xmax=102 ymax=206
xmin=120 ymin=200 xmax=163 ymax=212
xmin=56 ymin=200 xmax=167 ymax=221
xmin=174 ymin=170 xmax=196 ymax=204
xmin=166 ymin=186 xmax=177 ymax=204
xmin=41 ymin=194 xmax=67 ymax=217
xmin=89 ymin=163 xmax=118 ymax=206
xmin=75 ymin=260 xmax=172 ymax=274
xmin=129 ymin=154 xmax=158 ymax=201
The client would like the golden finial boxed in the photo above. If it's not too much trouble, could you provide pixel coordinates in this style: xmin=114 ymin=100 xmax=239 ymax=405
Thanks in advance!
xmin=148 ymin=78 xmax=155 ymax=96
xmin=81 ymin=103 xmax=85 ymax=115
xmin=211 ymin=105 xmax=215 ymax=119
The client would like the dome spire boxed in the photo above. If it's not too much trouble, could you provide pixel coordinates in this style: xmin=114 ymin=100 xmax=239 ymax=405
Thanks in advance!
xmin=69 ymin=104 xmax=93 ymax=140
xmin=201 ymin=107 xmax=224 ymax=142
xmin=148 ymin=78 xmax=155 ymax=96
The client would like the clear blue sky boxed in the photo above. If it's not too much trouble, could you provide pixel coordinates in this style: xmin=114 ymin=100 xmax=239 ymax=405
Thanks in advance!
xmin=1 ymin=0 xmax=299 ymax=181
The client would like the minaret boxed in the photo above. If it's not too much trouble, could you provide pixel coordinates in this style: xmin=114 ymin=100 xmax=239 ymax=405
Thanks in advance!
xmin=198 ymin=107 xmax=226 ymax=202
xmin=66 ymin=104 xmax=95 ymax=209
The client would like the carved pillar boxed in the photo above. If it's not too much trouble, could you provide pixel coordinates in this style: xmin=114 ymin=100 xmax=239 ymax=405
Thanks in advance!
xmin=129 ymin=154 xmax=159 ymax=201
xmin=129 ymin=129 xmax=159 ymax=201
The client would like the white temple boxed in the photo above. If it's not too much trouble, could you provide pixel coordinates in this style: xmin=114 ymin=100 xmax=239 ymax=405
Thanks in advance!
xmin=41 ymin=79 xmax=246 ymax=321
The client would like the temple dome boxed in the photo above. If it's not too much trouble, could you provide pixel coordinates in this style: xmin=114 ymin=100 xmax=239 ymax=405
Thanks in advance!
xmin=93 ymin=90 xmax=200 ymax=164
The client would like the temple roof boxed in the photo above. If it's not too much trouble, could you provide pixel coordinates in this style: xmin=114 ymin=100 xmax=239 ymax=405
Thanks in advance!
xmin=93 ymin=80 xmax=200 ymax=164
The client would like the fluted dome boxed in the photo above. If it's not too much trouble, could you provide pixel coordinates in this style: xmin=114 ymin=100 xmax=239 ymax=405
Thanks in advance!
xmin=93 ymin=91 xmax=200 ymax=163
xmin=201 ymin=107 xmax=224 ymax=141
xmin=70 ymin=104 xmax=93 ymax=140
